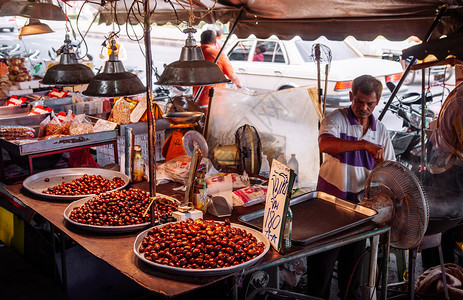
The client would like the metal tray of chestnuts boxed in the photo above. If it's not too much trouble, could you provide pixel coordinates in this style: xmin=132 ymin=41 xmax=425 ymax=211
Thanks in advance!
xmin=23 ymin=168 xmax=130 ymax=201
xmin=133 ymin=221 xmax=270 ymax=276
xmin=63 ymin=191 xmax=179 ymax=233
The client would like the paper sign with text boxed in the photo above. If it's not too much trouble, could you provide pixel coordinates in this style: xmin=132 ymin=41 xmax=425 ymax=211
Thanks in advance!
xmin=262 ymin=159 xmax=295 ymax=252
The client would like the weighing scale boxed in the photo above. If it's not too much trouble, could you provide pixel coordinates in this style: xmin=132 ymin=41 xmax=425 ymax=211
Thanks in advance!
xmin=162 ymin=112 xmax=208 ymax=161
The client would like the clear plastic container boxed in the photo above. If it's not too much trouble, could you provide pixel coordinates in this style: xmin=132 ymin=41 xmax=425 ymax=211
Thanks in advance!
xmin=288 ymin=154 xmax=299 ymax=183
xmin=259 ymin=154 xmax=270 ymax=178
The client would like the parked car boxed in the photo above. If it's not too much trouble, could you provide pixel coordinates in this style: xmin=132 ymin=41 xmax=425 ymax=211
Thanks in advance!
xmin=224 ymin=35 xmax=404 ymax=108
xmin=0 ymin=16 xmax=16 ymax=32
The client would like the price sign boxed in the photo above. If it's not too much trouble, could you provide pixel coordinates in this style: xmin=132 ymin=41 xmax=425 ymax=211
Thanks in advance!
xmin=262 ymin=160 xmax=295 ymax=252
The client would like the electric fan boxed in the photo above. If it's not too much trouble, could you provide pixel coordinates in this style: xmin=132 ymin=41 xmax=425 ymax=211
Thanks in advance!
xmin=211 ymin=124 xmax=263 ymax=174
xmin=360 ymin=161 xmax=429 ymax=250
xmin=235 ymin=124 xmax=263 ymax=175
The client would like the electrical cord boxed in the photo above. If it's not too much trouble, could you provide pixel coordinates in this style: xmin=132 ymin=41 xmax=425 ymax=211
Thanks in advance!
xmin=344 ymin=246 xmax=371 ymax=300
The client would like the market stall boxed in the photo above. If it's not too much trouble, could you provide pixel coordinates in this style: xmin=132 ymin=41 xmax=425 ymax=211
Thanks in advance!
xmin=1 ymin=0 xmax=463 ymax=299
xmin=2 ymin=180 xmax=390 ymax=299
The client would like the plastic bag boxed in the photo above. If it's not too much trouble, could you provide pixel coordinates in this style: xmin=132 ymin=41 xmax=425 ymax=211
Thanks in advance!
xmin=45 ymin=112 xmax=64 ymax=136
xmin=69 ymin=114 xmax=94 ymax=135
xmin=110 ymin=98 xmax=131 ymax=125
xmin=232 ymin=185 xmax=268 ymax=207
xmin=158 ymin=155 xmax=212 ymax=185
xmin=57 ymin=110 xmax=74 ymax=135
xmin=206 ymin=172 xmax=250 ymax=192
xmin=68 ymin=148 xmax=100 ymax=168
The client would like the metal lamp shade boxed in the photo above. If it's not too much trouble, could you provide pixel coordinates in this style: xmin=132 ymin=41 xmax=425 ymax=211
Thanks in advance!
xmin=19 ymin=18 xmax=53 ymax=36
xmin=156 ymin=30 xmax=230 ymax=87
xmin=0 ymin=1 xmax=27 ymax=16
xmin=42 ymin=56 xmax=94 ymax=86
xmin=157 ymin=59 xmax=230 ymax=86
xmin=83 ymin=59 xmax=145 ymax=97
xmin=19 ymin=2 xmax=66 ymax=21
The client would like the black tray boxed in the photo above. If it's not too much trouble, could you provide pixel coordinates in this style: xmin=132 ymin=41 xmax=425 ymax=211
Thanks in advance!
xmin=238 ymin=191 xmax=377 ymax=245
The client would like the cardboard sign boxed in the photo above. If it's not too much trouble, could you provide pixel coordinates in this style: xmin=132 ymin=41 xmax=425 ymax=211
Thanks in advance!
xmin=262 ymin=159 xmax=295 ymax=252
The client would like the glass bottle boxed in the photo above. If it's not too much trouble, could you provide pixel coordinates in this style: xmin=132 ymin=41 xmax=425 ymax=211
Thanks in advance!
xmin=283 ymin=207 xmax=293 ymax=249
xmin=132 ymin=145 xmax=144 ymax=182
xmin=193 ymin=172 xmax=208 ymax=213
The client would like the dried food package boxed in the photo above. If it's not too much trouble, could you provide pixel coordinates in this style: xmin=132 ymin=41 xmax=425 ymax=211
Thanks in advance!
xmin=58 ymin=110 xmax=74 ymax=135
xmin=27 ymin=105 xmax=54 ymax=116
xmin=38 ymin=115 xmax=50 ymax=137
xmin=45 ymin=112 xmax=64 ymax=136
xmin=69 ymin=114 xmax=94 ymax=135
xmin=6 ymin=58 xmax=31 ymax=82
xmin=0 ymin=125 xmax=35 ymax=140
xmin=110 ymin=98 xmax=131 ymax=125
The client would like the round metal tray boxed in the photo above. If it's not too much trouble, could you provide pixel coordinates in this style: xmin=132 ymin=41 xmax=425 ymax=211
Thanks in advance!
xmin=133 ymin=222 xmax=270 ymax=276
xmin=23 ymin=168 xmax=130 ymax=201
xmin=163 ymin=112 xmax=203 ymax=125
xmin=62 ymin=193 xmax=179 ymax=233
xmin=63 ymin=196 xmax=150 ymax=233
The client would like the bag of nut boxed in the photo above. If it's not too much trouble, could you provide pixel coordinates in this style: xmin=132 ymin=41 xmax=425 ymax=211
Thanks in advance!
xmin=110 ymin=98 xmax=131 ymax=125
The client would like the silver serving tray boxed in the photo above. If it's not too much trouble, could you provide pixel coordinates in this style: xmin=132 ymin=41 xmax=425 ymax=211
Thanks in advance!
xmin=23 ymin=168 xmax=129 ymax=201
xmin=134 ymin=222 xmax=270 ymax=276
xmin=239 ymin=191 xmax=377 ymax=246
xmin=0 ymin=114 xmax=117 ymax=156
xmin=63 ymin=193 xmax=180 ymax=233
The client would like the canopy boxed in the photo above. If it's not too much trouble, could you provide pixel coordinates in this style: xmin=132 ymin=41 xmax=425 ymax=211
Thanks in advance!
xmin=98 ymin=0 xmax=463 ymax=41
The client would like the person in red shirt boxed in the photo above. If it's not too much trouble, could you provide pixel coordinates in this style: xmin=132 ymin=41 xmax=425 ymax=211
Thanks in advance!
xmin=193 ymin=30 xmax=242 ymax=113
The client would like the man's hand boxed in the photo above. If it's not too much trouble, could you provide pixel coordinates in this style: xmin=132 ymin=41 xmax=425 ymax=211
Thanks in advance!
xmin=363 ymin=140 xmax=385 ymax=162
xmin=319 ymin=135 xmax=386 ymax=162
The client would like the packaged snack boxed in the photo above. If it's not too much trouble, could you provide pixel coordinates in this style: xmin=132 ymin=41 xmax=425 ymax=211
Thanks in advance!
xmin=69 ymin=114 xmax=94 ymax=135
xmin=158 ymin=155 xmax=212 ymax=185
xmin=58 ymin=110 xmax=74 ymax=135
xmin=45 ymin=112 xmax=64 ymax=136
xmin=38 ymin=115 xmax=50 ymax=137
xmin=206 ymin=172 xmax=250 ymax=191
xmin=0 ymin=125 xmax=35 ymax=140
xmin=6 ymin=58 xmax=31 ymax=82
xmin=232 ymin=186 xmax=268 ymax=207
xmin=27 ymin=105 xmax=53 ymax=116
xmin=48 ymin=88 xmax=68 ymax=98
xmin=5 ymin=95 xmax=27 ymax=106
xmin=110 ymin=98 xmax=131 ymax=125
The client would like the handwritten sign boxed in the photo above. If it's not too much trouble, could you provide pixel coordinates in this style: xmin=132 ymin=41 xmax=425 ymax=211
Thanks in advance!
xmin=262 ymin=159 xmax=295 ymax=252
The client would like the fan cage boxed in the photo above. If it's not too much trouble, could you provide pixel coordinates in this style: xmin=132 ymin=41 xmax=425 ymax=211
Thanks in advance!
xmin=235 ymin=124 xmax=262 ymax=175
xmin=365 ymin=161 xmax=429 ymax=250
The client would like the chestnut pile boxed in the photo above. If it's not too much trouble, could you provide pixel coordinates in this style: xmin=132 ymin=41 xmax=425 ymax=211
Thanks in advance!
xmin=138 ymin=218 xmax=266 ymax=269
xmin=68 ymin=189 xmax=178 ymax=226
xmin=42 ymin=174 xmax=126 ymax=195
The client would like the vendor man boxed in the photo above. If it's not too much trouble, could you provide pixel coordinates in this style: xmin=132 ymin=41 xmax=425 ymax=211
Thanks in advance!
xmin=307 ymin=75 xmax=395 ymax=299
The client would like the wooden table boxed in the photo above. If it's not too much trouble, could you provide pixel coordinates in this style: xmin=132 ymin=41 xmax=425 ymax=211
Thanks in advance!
xmin=3 ymin=182 xmax=390 ymax=299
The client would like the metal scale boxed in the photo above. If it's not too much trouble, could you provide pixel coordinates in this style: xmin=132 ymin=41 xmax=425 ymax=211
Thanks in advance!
xmin=162 ymin=111 xmax=207 ymax=161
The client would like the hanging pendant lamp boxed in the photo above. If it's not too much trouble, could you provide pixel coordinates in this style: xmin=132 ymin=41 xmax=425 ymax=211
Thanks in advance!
xmin=83 ymin=39 xmax=145 ymax=97
xmin=42 ymin=34 xmax=94 ymax=86
xmin=156 ymin=27 xmax=230 ymax=86
xmin=0 ymin=0 xmax=27 ymax=17
xmin=19 ymin=18 xmax=53 ymax=37
xmin=19 ymin=0 xmax=66 ymax=21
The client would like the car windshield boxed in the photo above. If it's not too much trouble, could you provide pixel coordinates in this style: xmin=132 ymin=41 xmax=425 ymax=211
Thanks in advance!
xmin=295 ymin=40 xmax=357 ymax=62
